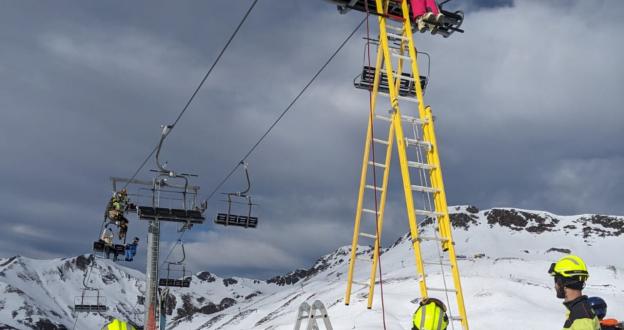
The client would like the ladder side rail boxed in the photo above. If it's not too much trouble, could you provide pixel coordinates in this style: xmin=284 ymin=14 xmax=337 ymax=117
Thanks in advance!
xmin=365 ymin=116 xmax=396 ymax=308
xmin=377 ymin=0 xmax=429 ymax=300
xmin=423 ymin=107 xmax=470 ymax=330
xmin=312 ymin=301 xmax=334 ymax=330
xmin=401 ymin=0 xmax=469 ymax=326
xmin=345 ymin=42 xmax=385 ymax=306
xmin=294 ymin=302 xmax=311 ymax=330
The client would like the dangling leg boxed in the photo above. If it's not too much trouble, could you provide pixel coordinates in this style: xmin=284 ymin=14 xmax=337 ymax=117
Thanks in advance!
xmin=119 ymin=217 xmax=128 ymax=240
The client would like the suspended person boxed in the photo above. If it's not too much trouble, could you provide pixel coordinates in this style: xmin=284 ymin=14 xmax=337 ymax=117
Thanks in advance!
xmin=410 ymin=0 xmax=444 ymax=33
xmin=125 ymin=237 xmax=140 ymax=262
xmin=106 ymin=189 xmax=130 ymax=241
xmin=99 ymin=226 xmax=115 ymax=259
xmin=549 ymin=255 xmax=600 ymax=330
xmin=588 ymin=297 xmax=623 ymax=330
xmin=411 ymin=297 xmax=449 ymax=330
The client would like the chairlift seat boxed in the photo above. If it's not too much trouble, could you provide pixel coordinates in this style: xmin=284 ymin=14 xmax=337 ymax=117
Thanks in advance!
xmin=215 ymin=213 xmax=258 ymax=228
xmin=74 ymin=295 xmax=107 ymax=313
xmin=74 ymin=304 xmax=108 ymax=312
xmin=93 ymin=241 xmax=125 ymax=254
xmin=158 ymin=278 xmax=191 ymax=288
xmin=354 ymin=65 xmax=427 ymax=97
xmin=137 ymin=206 xmax=205 ymax=224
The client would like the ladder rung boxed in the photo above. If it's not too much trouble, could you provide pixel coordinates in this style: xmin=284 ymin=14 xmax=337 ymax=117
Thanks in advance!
xmin=365 ymin=185 xmax=384 ymax=192
xmin=387 ymin=32 xmax=409 ymax=41
xmin=407 ymin=161 xmax=435 ymax=170
xmin=353 ymin=280 xmax=370 ymax=286
xmin=401 ymin=114 xmax=427 ymax=124
xmin=378 ymin=91 xmax=419 ymax=103
xmin=390 ymin=52 xmax=412 ymax=61
xmin=398 ymin=75 xmax=417 ymax=82
xmin=411 ymin=185 xmax=438 ymax=193
xmin=356 ymin=256 xmax=372 ymax=262
xmin=362 ymin=208 xmax=378 ymax=215
xmin=426 ymin=287 xmax=457 ymax=293
xmin=385 ymin=24 xmax=404 ymax=32
xmin=450 ymin=316 xmax=463 ymax=322
xmin=359 ymin=232 xmax=377 ymax=239
xmin=414 ymin=209 xmax=444 ymax=217
xmin=405 ymin=138 xmax=432 ymax=149
xmin=422 ymin=261 xmax=452 ymax=267
xmin=368 ymin=161 xmax=386 ymax=168
xmin=413 ymin=236 xmax=449 ymax=243
xmin=375 ymin=114 xmax=392 ymax=122
xmin=372 ymin=138 xmax=389 ymax=145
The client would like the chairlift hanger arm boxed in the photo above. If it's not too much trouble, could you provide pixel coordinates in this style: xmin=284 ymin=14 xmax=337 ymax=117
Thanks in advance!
xmin=228 ymin=162 xmax=251 ymax=198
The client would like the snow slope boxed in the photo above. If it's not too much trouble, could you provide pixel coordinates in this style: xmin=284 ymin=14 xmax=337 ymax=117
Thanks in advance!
xmin=1 ymin=206 xmax=623 ymax=329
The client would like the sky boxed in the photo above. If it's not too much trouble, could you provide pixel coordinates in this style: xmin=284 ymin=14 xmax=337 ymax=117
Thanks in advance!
xmin=0 ymin=0 xmax=623 ymax=279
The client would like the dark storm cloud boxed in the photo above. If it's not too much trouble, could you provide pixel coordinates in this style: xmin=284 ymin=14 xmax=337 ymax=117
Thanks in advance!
xmin=1 ymin=0 xmax=623 ymax=279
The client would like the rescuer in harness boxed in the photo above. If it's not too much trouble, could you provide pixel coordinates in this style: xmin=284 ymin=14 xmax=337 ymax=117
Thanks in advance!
xmin=549 ymin=255 xmax=600 ymax=330
xmin=105 ymin=189 xmax=131 ymax=241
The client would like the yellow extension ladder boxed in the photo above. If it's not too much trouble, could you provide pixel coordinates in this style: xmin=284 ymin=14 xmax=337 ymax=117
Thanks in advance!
xmin=344 ymin=1 xmax=469 ymax=329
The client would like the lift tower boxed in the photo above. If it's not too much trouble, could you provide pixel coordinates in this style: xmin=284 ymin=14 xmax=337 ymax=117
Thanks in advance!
xmin=113 ymin=125 xmax=206 ymax=330
xmin=337 ymin=1 xmax=469 ymax=329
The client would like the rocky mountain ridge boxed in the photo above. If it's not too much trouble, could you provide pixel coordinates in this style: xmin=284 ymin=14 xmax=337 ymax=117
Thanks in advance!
xmin=1 ymin=206 xmax=623 ymax=329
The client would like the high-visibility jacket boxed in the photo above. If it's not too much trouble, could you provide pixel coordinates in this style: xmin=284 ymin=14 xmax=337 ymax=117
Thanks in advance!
xmin=101 ymin=319 xmax=136 ymax=330
xmin=562 ymin=296 xmax=600 ymax=330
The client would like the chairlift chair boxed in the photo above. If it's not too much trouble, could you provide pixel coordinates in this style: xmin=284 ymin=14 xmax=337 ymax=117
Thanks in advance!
xmin=135 ymin=125 xmax=207 ymax=227
xmin=328 ymin=0 xmax=464 ymax=37
xmin=93 ymin=223 xmax=126 ymax=262
xmin=158 ymin=241 xmax=191 ymax=288
xmin=214 ymin=162 xmax=259 ymax=229
xmin=74 ymin=288 xmax=108 ymax=313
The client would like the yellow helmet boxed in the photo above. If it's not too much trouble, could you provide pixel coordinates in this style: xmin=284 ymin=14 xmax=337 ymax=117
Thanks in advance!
xmin=548 ymin=255 xmax=589 ymax=281
xmin=102 ymin=319 xmax=136 ymax=330
xmin=412 ymin=298 xmax=449 ymax=330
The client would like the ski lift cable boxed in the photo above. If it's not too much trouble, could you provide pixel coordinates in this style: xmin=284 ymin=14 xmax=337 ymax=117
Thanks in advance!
xmin=121 ymin=0 xmax=260 ymax=190
xmin=205 ymin=17 xmax=367 ymax=202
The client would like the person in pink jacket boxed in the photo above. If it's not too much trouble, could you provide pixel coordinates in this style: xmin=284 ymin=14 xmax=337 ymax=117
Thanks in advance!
xmin=410 ymin=0 xmax=444 ymax=32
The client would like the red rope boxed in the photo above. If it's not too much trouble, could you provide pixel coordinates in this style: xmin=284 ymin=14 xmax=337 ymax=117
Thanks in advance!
xmin=364 ymin=1 xmax=387 ymax=329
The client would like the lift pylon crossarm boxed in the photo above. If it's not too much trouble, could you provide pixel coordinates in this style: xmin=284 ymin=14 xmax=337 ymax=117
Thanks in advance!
xmin=340 ymin=1 xmax=469 ymax=329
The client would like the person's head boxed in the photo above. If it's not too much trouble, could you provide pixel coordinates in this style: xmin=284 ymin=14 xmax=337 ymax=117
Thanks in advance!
xmin=412 ymin=297 xmax=449 ymax=330
xmin=588 ymin=296 xmax=607 ymax=320
xmin=119 ymin=189 xmax=128 ymax=196
xmin=548 ymin=255 xmax=589 ymax=300
xmin=133 ymin=237 xmax=140 ymax=244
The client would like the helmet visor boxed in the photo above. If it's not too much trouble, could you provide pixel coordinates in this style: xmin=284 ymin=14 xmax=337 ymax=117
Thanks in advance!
xmin=548 ymin=263 xmax=556 ymax=275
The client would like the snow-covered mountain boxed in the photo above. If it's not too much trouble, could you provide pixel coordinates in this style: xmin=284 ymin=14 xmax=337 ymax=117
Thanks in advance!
xmin=1 ymin=206 xmax=623 ymax=329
